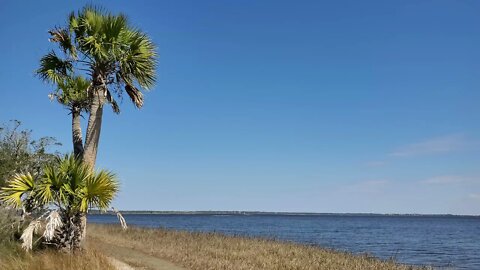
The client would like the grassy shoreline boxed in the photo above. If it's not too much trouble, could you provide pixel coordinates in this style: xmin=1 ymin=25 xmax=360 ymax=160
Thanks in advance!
xmin=88 ymin=224 xmax=431 ymax=270
xmin=0 ymin=206 xmax=431 ymax=270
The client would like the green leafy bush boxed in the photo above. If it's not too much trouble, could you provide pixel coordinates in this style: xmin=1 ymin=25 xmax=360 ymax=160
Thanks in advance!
xmin=0 ymin=120 xmax=60 ymax=187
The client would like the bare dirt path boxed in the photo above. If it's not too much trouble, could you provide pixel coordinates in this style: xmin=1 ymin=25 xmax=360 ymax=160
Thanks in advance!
xmin=91 ymin=236 xmax=188 ymax=270
xmin=107 ymin=257 xmax=136 ymax=270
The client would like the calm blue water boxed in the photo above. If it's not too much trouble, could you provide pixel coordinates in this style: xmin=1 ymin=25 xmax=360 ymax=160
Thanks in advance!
xmin=89 ymin=214 xmax=480 ymax=269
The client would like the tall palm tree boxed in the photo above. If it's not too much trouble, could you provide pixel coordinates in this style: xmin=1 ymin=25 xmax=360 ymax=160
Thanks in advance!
xmin=37 ymin=25 xmax=121 ymax=159
xmin=0 ymin=155 xmax=119 ymax=251
xmin=67 ymin=6 xmax=157 ymax=168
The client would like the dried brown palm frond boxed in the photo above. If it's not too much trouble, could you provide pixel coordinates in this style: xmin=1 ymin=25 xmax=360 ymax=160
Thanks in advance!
xmin=43 ymin=210 xmax=63 ymax=241
xmin=20 ymin=220 xmax=41 ymax=251
xmin=125 ymin=84 xmax=144 ymax=108
xmin=48 ymin=27 xmax=77 ymax=59
xmin=105 ymin=89 xmax=120 ymax=114
xmin=112 ymin=207 xmax=128 ymax=230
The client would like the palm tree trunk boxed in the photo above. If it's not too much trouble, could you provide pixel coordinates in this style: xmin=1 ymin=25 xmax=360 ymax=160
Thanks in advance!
xmin=55 ymin=211 xmax=83 ymax=252
xmin=71 ymin=107 xmax=84 ymax=159
xmin=79 ymin=212 xmax=87 ymax=248
xmin=81 ymin=85 xmax=106 ymax=247
xmin=83 ymin=88 xmax=105 ymax=169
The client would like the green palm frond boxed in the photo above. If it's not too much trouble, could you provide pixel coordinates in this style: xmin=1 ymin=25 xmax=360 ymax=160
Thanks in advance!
xmin=36 ymin=166 xmax=56 ymax=205
xmin=69 ymin=6 xmax=157 ymax=106
xmin=36 ymin=165 xmax=68 ymax=205
xmin=68 ymin=11 xmax=78 ymax=32
xmin=58 ymin=154 xmax=91 ymax=193
xmin=80 ymin=170 xmax=118 ymax=212
xmin=82 ymin=7 xmax=105 ymax=35
xmin=54 ymin=75 xmax=90 ymax=110
xmin=69 ymin=163 xmax=90 ymax=193
xmin=0 ymin=173 xmax=35 ymax=208
xmin=102 ymin=13 xmax=127 ymax=43
xmin=0 ymin=154 xmax=120 ymax=213
xmin=73 ymin=7 xmax=110 ymax=60
xmin=119 ymin=29 xmax=157 ymax=89
xmin=37 ymin=51 xmax=73 ymax=84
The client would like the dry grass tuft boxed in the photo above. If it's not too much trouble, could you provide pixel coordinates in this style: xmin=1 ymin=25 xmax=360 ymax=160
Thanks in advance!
xmin=89 ymin=224 xmax=431 ymax=270
xmin=0 ymin=208 xmax=115 ymax=270
xmin=0 ymin=247 xmax=116 ymax=270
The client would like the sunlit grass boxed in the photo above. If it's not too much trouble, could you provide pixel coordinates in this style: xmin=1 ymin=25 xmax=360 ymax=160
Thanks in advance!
xmin=0 ymin=207 xmax=433 ymax=270
xmin=0 ymin=208 xmax=115 ymax=270
xmin=0 ymin=247 xmax=115 ymax=270
xmin=89 ymin=224 xmax=432 ymax=270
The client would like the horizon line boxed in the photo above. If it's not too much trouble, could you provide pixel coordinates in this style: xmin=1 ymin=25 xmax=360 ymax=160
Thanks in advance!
xmin=90 ymin=210 xmax=480 ymax=217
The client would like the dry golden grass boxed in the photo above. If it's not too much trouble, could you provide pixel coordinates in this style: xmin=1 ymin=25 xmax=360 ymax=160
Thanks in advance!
xmin=0 ymin=248 xmax=115 ymax=270
xmin=0 ymin=208 xmax=116 ymax=270
xmin=0 ymin=248 xmax=116 ymax=270
xmin=0 ymin=209 xmax=114 ymax=270
xmin=89 ymin=224 xmax=431 ymax=270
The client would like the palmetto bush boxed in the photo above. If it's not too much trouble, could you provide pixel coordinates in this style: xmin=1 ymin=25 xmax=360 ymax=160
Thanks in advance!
xmin=0 ymin=155 xmax=118 ymax=251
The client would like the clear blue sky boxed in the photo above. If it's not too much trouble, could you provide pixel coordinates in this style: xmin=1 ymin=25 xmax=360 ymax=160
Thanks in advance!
xmin=1 ymin=1 xmax=479 ymax=214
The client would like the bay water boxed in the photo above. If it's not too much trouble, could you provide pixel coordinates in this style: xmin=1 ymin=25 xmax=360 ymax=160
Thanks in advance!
xmin=89 ymin=214 xmax=480 ymax=269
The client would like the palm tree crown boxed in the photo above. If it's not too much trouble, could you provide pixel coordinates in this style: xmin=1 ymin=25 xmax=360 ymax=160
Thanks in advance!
xmin=69 ymin=6 xmax=157 ymax=108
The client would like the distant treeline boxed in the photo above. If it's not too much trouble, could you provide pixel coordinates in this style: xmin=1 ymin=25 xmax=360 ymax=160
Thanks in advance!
xmin=88 ymin=210 xmax=479 ymax=217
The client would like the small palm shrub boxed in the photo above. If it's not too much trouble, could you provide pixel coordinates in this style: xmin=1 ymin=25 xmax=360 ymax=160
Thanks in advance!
xmin=0 ymin=155 xmax=119 ymax=252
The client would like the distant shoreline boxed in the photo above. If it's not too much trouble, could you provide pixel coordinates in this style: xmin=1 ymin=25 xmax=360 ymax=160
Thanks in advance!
xmin=89 ymin=210 xmax=480 ymax=217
